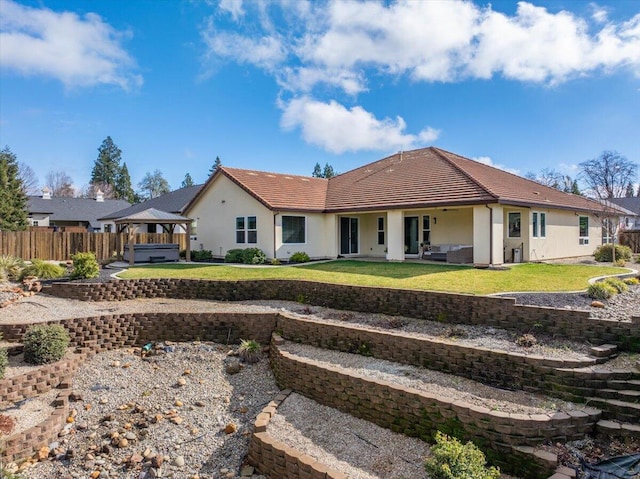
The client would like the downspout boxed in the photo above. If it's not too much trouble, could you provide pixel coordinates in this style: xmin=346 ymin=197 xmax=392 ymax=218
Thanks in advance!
xmin=485 ymin=204 xmax=493 ymax=266
xmin=273 ymin=212 xmax=280 ymax=260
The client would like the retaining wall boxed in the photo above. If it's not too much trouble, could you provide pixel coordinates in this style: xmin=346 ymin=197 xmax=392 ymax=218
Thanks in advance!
xmin=48 ymin=279 xmax=640 ymax=351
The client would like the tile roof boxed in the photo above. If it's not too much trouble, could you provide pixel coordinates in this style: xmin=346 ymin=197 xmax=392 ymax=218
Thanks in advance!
xmin=188 ymin=167 xmax=328 ymax=212
xmin=99 ymin=184 xmax=203 ymax=220
xmin=28 ymin=196 xmax=131 ymax=229
xmin=186 ymin=147 xmax=619 ymax=215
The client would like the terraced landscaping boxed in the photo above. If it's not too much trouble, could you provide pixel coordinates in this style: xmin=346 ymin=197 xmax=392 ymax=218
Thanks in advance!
xmin=1 ymin=275 xmax=638 ymax=478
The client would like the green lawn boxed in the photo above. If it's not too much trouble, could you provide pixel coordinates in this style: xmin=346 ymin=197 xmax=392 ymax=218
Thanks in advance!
xmin=116 ymin=260 xmax=627 ymax=295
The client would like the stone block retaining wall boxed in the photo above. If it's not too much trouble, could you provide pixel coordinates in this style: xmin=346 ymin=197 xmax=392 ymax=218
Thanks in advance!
xmin=269 ymin=335 xmax=596 ymax=478
xmin=48 ymin=279 xmax=640 ymax=351
xmin=248 ymin=390 xmax=348 ymax=479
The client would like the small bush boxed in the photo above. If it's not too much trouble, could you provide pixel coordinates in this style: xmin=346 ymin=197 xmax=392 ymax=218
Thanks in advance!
xmin=192 ymin=250 xmax=213 ymax=261
xmin=70 ymin=252 xmax=99 ymax=279
xmin=516 ymin=333 xmax=537 ymax=348
xmin=23 ymin=325 xmax=70 ymax=365
xmin=425 ymin=431 xmax=500 ymax=479
xmin=604 ymin=277 xmax=628 ymax=294
xmin=0 ymin=332 xmax=7 ymax=379
xmin=289 ymin=251 xmax=310 ymax=263
xmin=0 ymin=255 xmax=24 ymax=281
xmin=179 ymin=249 xmax=187 ymax=259
xmin=594 ymin=244 xmax=633 ymax=262
xmin=623 ymin=277 xmax=639 ymax=285
xmin=19 ymin=259 xmax=65 ymax=280
xmin=224 ymin=249 xmax=245 ymax=263
xmin=238 ymin=339 xmax=261 ymax=364
xmin=242 ymin=247 xmax=266 ymax=264
xmin=270 ymin=258 xmax=282 ymax=265
xmin=587 ymin=282 xmax=617 ymax=300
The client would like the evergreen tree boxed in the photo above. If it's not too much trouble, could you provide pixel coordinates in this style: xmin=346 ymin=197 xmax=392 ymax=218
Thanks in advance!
xmin=322 ymin=163 xmax=336 ymax=178
xmin=625 ymin=183 xmax=635 ymax=197
xmin=312 ymin=162 xmax=322 ymax=178
xmin=0 ymin=146 xmax=29 ymax=231
xmin=637 ymin=184 xmax=640 ymax=197
xmin=570 ymin=180 xmax=581 ymax=196
xmin=91 ymin=136 xmax=122 ymax=188
xmin=181 ymin=173 xmax=194 ymax=188
xmin=209 ymin=156 xmax=222 ymax=176
xmin=114 ymin=163 xmax=136 ymax=203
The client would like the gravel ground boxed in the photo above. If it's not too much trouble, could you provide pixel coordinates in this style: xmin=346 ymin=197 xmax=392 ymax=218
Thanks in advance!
xmin=268 ymin=392 xmax=431 ymax=479
xmin=16 ymin=343 xmax=277 ymax=479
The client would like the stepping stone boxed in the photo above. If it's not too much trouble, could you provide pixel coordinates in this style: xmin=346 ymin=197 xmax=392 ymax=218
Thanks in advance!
xmin=590 ymin=344 xmax=617 ymax=358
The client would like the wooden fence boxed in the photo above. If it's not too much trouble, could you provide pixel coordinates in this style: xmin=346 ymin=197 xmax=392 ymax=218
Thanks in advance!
xmin=620 ymin=231 xmax=640 ymax=253
xmin=0 ymin=231 xmax=188 ymax=261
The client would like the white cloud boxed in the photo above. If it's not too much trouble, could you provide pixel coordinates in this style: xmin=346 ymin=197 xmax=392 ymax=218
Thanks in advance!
xmin=219 ymin=0 xmax=244 ymax=21
xmin=0 ymin=0 xmax=142 ymax=89
xmin=281 ymin=97 xmax=439 ymax=154
xmin=473 ymin=156 xmax=520 ymax=175
xmin=200 ymin=0 xmax=640 ymax=153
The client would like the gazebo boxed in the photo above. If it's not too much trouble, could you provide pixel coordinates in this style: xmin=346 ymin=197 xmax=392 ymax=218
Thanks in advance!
xmin=114 ymin=208 xmax=192 ymax=265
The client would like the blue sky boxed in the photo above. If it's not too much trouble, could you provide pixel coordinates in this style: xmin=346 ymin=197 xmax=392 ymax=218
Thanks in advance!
xmin=1 ymin=0 xmax=639 ymax=195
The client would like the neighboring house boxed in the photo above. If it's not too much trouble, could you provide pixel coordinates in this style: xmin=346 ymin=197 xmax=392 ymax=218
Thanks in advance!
xmin=184 ymin=147 xmax=622 ymax=266
xmin=607 ymin=197 xmax=640 ymax=232
xmin=27 ymin=188 xmax=131 ymax=232
xmin=99 ymin=184 xmax=202 ymax=234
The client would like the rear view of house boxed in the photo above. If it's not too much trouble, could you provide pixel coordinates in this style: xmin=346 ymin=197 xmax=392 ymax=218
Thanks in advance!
xmin=185 ymin=147 xmax=617 ymax=266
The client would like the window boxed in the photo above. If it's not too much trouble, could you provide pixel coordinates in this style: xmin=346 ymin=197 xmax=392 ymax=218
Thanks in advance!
xmin=247 ymin=216 xmax=257 ymax=243
xmin=32 ymin=220 xmax=39 ymax=227
xmin=377 ymin=217 xmax=385 ymax=245
xmin=532 ymin=212 xmax=546 ymax=238
xmin=104 ymin=224 xmax=112 ymax=233
xmin=579 ymin=216 xmax=589 ymax=245
xmin=236 ymin=216 xmax=257 ymax=244
xmin=236 ymin=217 xmax=245 ymax=243
xmin=508 ymin=212 xmax=521 ymax=238
xmin=422 ymin=215 xmax=431 ymax=245
xmin=282 ymin=216 xmax=305 ymax=243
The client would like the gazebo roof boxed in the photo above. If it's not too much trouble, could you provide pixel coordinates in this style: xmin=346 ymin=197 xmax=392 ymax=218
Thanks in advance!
xmin=114 ymin=208 xmax=191 ymax=224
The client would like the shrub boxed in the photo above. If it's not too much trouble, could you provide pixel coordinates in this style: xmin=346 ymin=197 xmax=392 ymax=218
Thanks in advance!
xmin=270 ymin=258 xmax=282 ymax=265
xmin=289 ymin=251 xmax=310 ymax=263
xmin=192 ymin=250 xmax=213 ymax=261
xmin=238 ymin=339 xmax=261 ymax=364
xmin=594 ymin=244 xmax=632 ymax=262
xmin=179 ymin=249 xmax=187 ymax=259
xmin=424 ymin=431 xmax=500 ymax=479
xmin=23 ymin=324 xmax=70 ymax=365
xmin=70 ymin=252 xmax=99 ymax=279
xmin=516 ymin=333 xmax=537 ymax=348
xmin=224 ymin=249 xmax=245 ymax=263
xmin=0 ymin=255 xmax=24 ymax=281
xmin=242 ymin=248 xmax=266 ymax=265
xmin=604 ymin=277 xmax=628 ymax=294
xmin=587 ymin=282 xmax=616 ymax=300
xmin=623 ymin=277 xmax=639 ymax=285
xmin=19 ymin=259 xmax=65 ymax=280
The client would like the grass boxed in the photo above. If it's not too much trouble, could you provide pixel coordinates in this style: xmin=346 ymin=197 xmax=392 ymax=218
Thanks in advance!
xmin=117 ymin=260 xmax=627 ymax=295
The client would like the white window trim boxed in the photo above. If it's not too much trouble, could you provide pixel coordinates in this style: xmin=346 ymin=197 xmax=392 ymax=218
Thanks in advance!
xmin=282 ymin=215 xmax=307 ymax=244
xmin=579 ymin=216 xmax=589 ymax=245
xmin=235 ymin=216 xmax=257 ymax=244
xmin=532 ymin=211 xmax=546 ymax=238
xmin=377 ymin=217 xmax=385 ymax=245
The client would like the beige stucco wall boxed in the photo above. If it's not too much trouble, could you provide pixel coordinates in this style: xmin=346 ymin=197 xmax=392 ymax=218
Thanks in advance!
xmin=527 ymin=209 xmax=602 ymax=261
xmin=187 ymin=175 xmax=274 ymax=258
xmin=428 ymin=208 xmax=473 ymax=245
xmin=187 ymin=175 xmax=333 ymax=260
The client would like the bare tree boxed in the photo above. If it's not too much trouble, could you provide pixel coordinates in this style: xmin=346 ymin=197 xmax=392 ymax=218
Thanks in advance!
xmin=579 ymin=151 xmax=637 ymax=200
xmin=45 ymin=170 xmax=76 ymax=197
xmin=18 ymin=162 xmax=39 ymax=195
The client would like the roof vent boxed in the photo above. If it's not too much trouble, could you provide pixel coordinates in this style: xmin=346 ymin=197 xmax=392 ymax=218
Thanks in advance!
xmin=533 ymin=191 xmax=540 ymax=195
xmin=248 ymin=172 xmax=257 ymax=176
xmin=42 ymin=187 xmax=51 ymax=199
